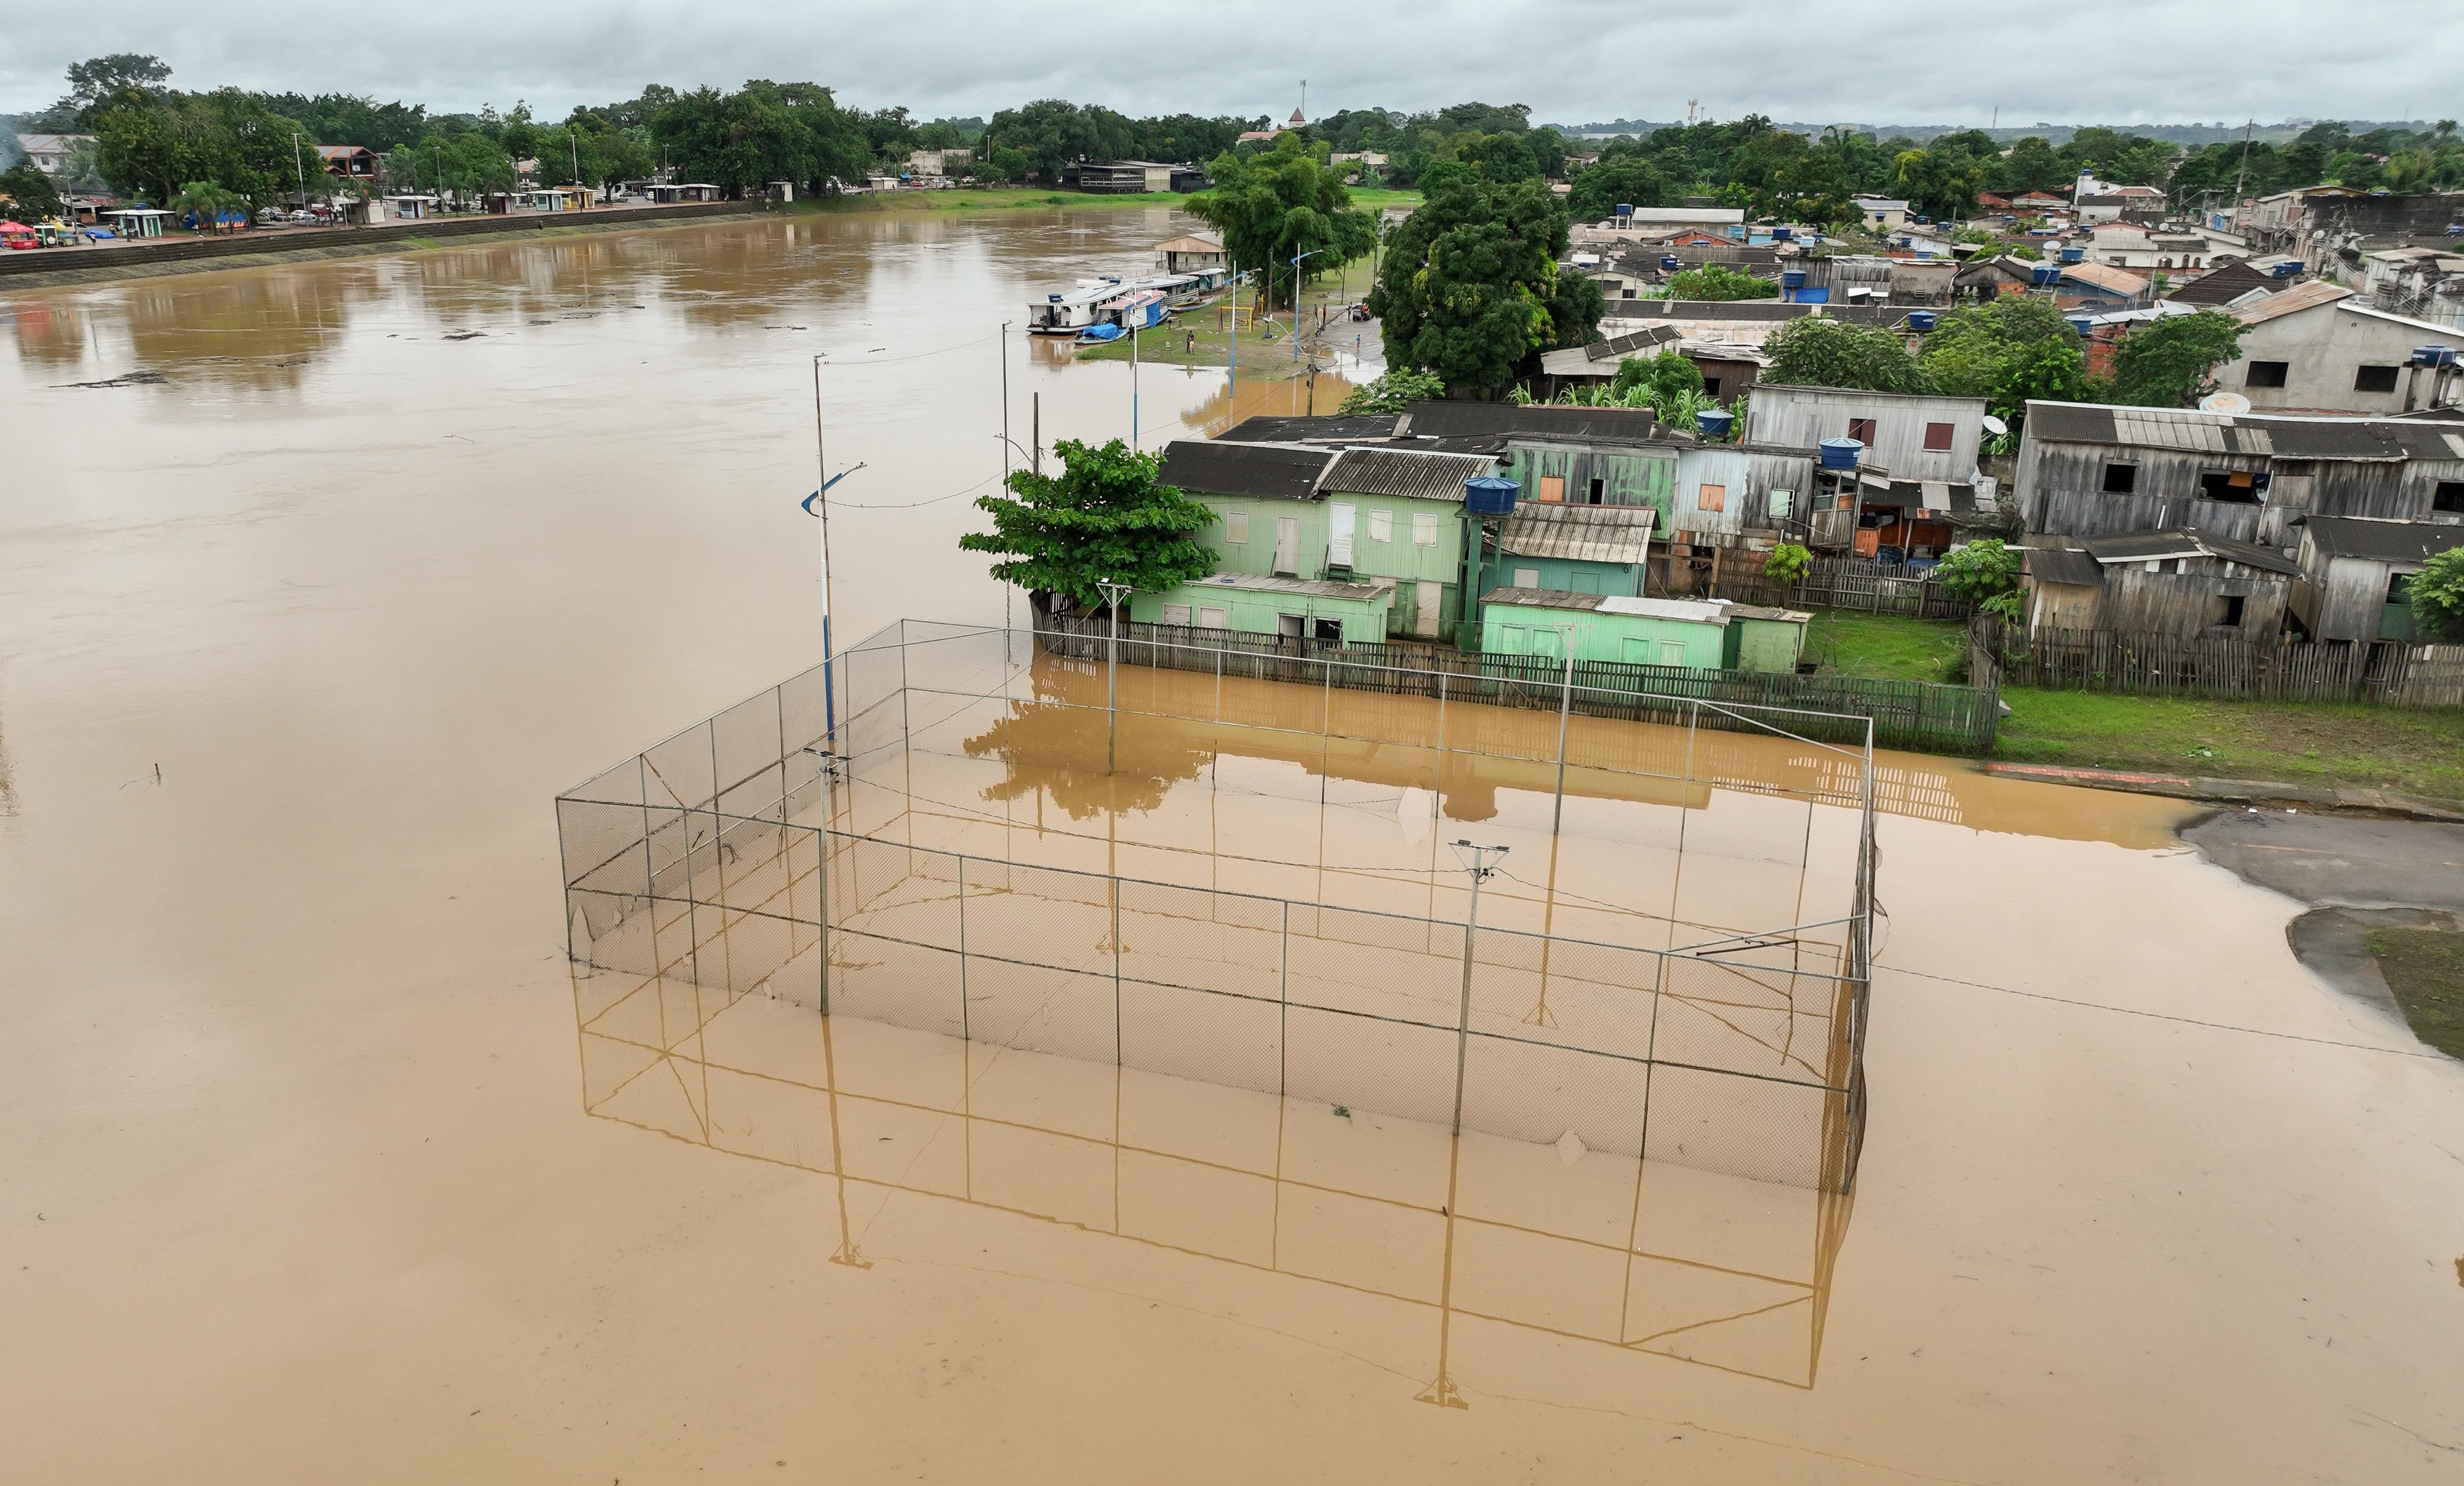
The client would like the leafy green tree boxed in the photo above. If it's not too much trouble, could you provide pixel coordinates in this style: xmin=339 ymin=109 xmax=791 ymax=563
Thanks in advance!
xmin=60 ymin=53 xmax=172 ymax=125
xmin=1459 ymin=132 xmax=1538 ymax=181
xmin=1369 ymin=168 xmax=1594 ymax=396
xmin=0 ymin=163 xmax=66 ymax=220
xmin=985 ymin=98 xmax=1131 ymax=185
xmin=1564 ymin=152 xmax=1672 ymax=221
xmin=1183 ymin=134 xmax=1375 ymax=310
xmin=2405 ymin=548 xmax=2464 ymax=641
xmin=651 ymin=81 xmax=871 ymax=196
xmin=1664 ymin=262 xmax=1778 ymax=300
xmin=2107 ymin=309 xmax=2244 ymax=407
xmin=1339 ymin=368 xmax=1446 ymax=414
xmin=1920 ymin=297 xmax=2089 ymax=430
xmin=1610 ymin=349 xmax=1702 ymax=411
xmin=1994 ymin=136 xmax=2066 ymax=194
xmin=958 ymin=438 xmax=1217 ymax=614
xmin=1762 ymin=315 xmax=1930 ymax=394
xmin=1934 ymin=539 xmax=2021 ymax=609
xmin=2386 ymin=148 xmax=2438 ymax=194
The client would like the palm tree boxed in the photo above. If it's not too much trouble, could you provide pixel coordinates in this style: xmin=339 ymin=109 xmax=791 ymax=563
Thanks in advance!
xmin=169 ymin=181 xmax=244 ymax=233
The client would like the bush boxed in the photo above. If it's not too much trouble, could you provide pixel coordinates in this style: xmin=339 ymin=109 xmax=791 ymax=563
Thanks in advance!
xmin=1934 ymin=539 xmax=2022 ymax=607
xmin=2409 ymin=547 xmax=2464 ymax=640
xmin=1763 ymin=543 xmax=1812 ymax=583
xmin=1339 ymin=367 xmax=1446 ymax=415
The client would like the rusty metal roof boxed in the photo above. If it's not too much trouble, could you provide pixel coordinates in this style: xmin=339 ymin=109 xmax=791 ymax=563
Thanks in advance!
xmin=1497 ymin=504 xmax=1657 ymax=563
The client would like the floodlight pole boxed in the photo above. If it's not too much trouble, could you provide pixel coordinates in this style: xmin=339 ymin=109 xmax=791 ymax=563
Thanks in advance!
xmin=1550 ymin=623 xmax=1586 ymax=832
xmin=1446 ymin=840 xmax=1509 ymax=1138
xmin=1098 ymin=578 xmax=1132 ymax=774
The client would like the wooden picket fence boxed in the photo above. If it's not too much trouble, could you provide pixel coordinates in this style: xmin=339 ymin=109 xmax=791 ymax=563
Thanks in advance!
xmin=1708 ymin=556 xmax=1974 ymax=621
xmin=1969 ymin=616 xmax=2464 ymax=709
xmin=1040 ymin=614 xmax=2003 ymax=752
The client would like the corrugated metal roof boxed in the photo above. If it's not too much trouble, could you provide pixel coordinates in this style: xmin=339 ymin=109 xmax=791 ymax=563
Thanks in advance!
xmin=1180 ymin=572 xmax=1395 ymax=600
xmin=1481 ymin=588 xmax=1731 ymax=623
xmin=1216 ymin=414 xmax=1399 ymax=445
xmin=2058 ymin=261 xmax=2150 ymax=296
xmin=1156 ymin=440 xmax=1333 ymax=501
xmin=2026 ymin=548 xmax=2106 ymax=587
xmin=2232 ymin=279 xmax=2353 ymax=324
xmin=2022 ymin=400 xmax=2457 ymax=462
xmin=2302 ymin=515 xmax=2464 ymax=563
xmin=2079 ymin=527 xmax=2302 ymax=575
xmin=1321 ymin=447 xmax=1495 ymax=502
xmin=1497 ymin=504 xmax=1657 ymax=563
xmin=1396 ymin=402 xmax=1666 ymax=443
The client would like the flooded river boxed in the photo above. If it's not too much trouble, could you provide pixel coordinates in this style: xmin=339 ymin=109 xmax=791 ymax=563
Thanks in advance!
xmin=5 ymin=210 xmax=2461 ymax=1482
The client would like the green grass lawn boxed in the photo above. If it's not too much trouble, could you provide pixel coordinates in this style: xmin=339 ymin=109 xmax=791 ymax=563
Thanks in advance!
xmin=1804 ymin=609 xmax=2464 ymax=798
xmin=2368 ymin=927 xmax=2464 ymax=1059
xmin=1803 ymin=611 xmax=1968 ymax=682
xmin=1992 ymin=690 xmax=2464 ymax=800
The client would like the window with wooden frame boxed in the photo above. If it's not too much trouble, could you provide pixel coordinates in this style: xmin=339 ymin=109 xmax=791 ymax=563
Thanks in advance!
xmin=1697 ymin=482 xmax=1727 ymax=512
xmin=1847 ymin=417 xmax=1876 ymax=447
xmin=1922 ymin=421 xmax=1954 ymax=451
xmin=1537 ymin=475 xmax=1565 ymax=503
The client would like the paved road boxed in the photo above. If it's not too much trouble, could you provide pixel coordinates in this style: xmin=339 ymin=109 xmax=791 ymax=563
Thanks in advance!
xmin=2185 ymin=810 xmax=2464 ymax=912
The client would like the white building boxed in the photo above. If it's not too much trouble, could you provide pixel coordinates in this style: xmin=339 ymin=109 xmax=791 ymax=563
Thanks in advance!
xmin=12 ymin=132 xmax=94 ymax=175
xmin=1850 ymin=195 xmax=1910 ymax=230
xmin=2228 ymin=287 xmax=2464 ymax=415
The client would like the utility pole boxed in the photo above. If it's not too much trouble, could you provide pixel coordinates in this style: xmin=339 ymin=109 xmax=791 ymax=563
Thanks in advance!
xmin=1445 ymin=841 xmax=1509 ymax=1136
xmin=1290 ymin=247 xmax=1321 ymax=364
xmin=1097 ymin=578 xmax=1132 ymax=774
xmin=569 ymin=129 xmax=582 ymax=199
xmin=2232 ymin=119 xmax=2255 ymax=211
xmin=1000 ymin=322 xmax=1013 ymax=638
xmin=1548 ymin=623 xmax=1587 ymax=831
xmin=291 ymin=133 xmax=306 ymax=211
xmin=1130 ymin=314 xmax=1140 ymax=449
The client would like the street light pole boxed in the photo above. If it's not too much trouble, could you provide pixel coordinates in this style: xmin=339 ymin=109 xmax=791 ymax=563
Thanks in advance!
xmin=1549 ymin=623 xmax=1587 ymax=832
xmin=1290 ymin=247 xmax=1323 ymax=364
xmin=1096 ymin=578 xmax=1131 ymax=774
xmin=1446 ymin=840 xmax=1509 ymax=1136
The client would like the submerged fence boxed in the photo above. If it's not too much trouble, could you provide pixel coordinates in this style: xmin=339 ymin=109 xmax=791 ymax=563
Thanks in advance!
xmin=1970 ymin=616 xmax=2464 ymax=708
xmin=1042 ymin=611 xmax=2001 ymax=754
xmin=557 ymin=619 xmax=1878 ymax=1194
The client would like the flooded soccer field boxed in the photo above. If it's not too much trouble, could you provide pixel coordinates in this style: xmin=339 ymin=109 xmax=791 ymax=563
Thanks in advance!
xmin=4 ymin=209 xmax=2462 ymax=1482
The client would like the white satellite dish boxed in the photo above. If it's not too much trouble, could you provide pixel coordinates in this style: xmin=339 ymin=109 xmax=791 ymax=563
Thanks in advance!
xmin=2199 ymin=392 xmax=2251 ymax=415
xmin=1981 ymin=414 xmax=2010 ymax=437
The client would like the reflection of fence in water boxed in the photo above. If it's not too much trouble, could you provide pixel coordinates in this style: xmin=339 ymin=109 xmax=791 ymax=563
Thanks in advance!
xmin=557 ymin=618 xmax=1874 ymax=1199
xmin=573 ymin=971 xmax=1857 ymax=1392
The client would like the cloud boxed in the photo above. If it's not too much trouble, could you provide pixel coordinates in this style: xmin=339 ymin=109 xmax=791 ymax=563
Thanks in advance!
xmin=4 ymin=0 xmax=2459 ymax=127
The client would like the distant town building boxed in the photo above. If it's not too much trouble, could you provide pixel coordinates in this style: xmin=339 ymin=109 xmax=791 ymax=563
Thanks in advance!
xmin=13 ymin=132 xmax=94 ymax=175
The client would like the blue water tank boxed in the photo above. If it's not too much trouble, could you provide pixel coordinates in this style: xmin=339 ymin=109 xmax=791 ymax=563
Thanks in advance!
xmin=1464 ymin=476 xmax=1519 ymax=515
xmin=1048 ymin=293 xmax=1063 ymax=303
xmin=2413 ymin=345 xmax=2459 ymax=367
xmin=1772 ymin=225 xmax=1794 ymax=241
xmin=2059 ymin=246 xmax=2084 ymax=263
xmin=2031 ymin=264 xmax=2062 ymax=286
xmin=1818 ymin=438 xmax=1863 ymax=471
xmin=2270 ymin=260 xmax=2302 ymax=277
xmin=1696 ymin=409 xmax=1734 ymax=439
xmin=1907 ymin=309 xmax=1938 ymax=332
xmin=2067 ymin=315 xmax=2097 ymax=335
xmin=1615 ymin=203 xmax=1633 ymax=217
xmin=1661 ymin=254 xmax=1681 ymax=270
xmin=1782 ymin=268 xmax=1807 ymax=289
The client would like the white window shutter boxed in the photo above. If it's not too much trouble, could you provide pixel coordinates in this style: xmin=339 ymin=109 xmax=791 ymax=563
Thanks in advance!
xmin=1413 ymin=511 xmax=1439 ymax=546
xmin=1367 ymin=509 xmax=1393 ymax=543
xmin=1225 ymin=511 xmax=1249 ymax=543
xmin=1329 ymin=503 xmax=1356 ymax=565
xmin=1514 ymin=568 xmax=1541 ymax=588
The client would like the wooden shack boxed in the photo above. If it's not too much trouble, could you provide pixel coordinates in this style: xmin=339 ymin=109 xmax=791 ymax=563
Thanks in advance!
xmin=2291 ymin=515 xmax=2464 ymax=641
xmin=1132 ymin=572 xmax=1396 ymax=643
xmin=2020 ymin=527 xmax=2302 ymax=636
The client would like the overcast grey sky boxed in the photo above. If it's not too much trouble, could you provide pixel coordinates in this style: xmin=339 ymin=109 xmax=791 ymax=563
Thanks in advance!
xmin=4 ymin=0 xmax=2460 ymax=128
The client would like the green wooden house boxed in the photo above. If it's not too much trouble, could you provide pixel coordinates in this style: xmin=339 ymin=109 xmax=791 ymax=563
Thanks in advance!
xmin=1478 ymin=590 xmax=1809 ymax=672
xmin=1131 ymin=572 xmax=1396 ymax=643
xmin=1155 ymin=439 xmax=1491 ymax=641
xmin=1483 ymin=504 xmax=1657 ymax=608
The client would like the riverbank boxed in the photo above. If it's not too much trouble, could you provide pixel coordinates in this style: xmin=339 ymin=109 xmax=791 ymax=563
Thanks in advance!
xmin=0 ymin=187 xmax=1421 ymax=294
xmin=0 ymin=200 xmax=776 ymax=292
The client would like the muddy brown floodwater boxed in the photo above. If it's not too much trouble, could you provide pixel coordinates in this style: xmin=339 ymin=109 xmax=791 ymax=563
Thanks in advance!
xmin=5 ymin=210 xmax=2463 ymax=1483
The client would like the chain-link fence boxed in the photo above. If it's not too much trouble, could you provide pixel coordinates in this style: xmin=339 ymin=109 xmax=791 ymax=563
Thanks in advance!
xmin=559 ymin=619 xmax=1876 ymax=1194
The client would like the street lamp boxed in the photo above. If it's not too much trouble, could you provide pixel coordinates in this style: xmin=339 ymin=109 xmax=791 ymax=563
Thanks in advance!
xmin=1096 ymin=578 xmax=1132 ymax=774
xmin=1289 ymin=247 xmax=1324 ymax=364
